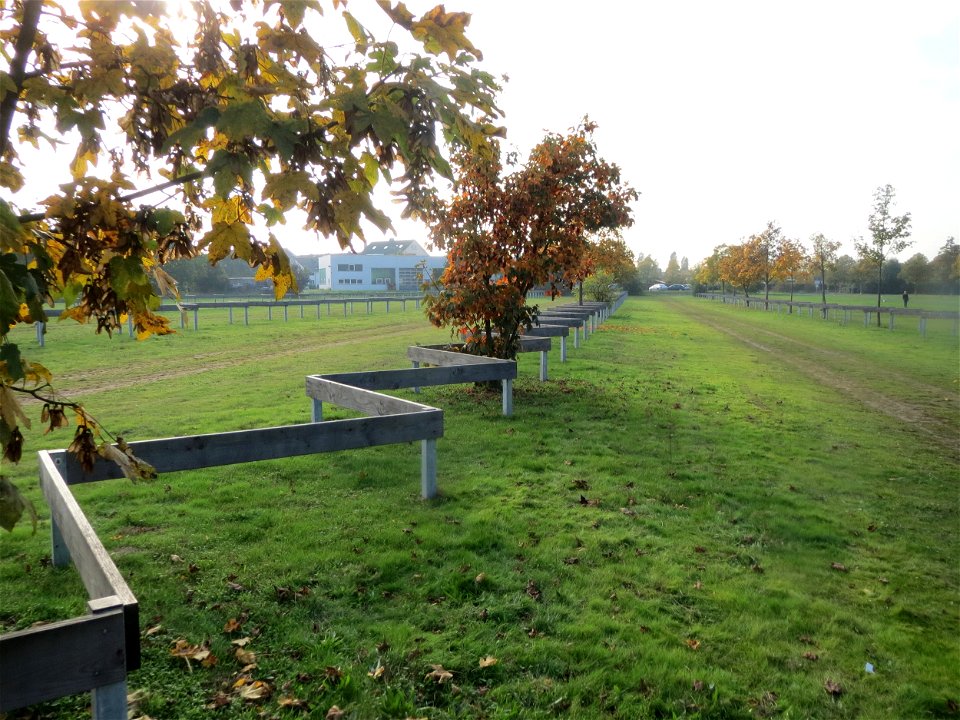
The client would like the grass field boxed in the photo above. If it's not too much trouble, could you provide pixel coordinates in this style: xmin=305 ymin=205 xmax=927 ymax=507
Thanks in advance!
xmin=1 ymin=295 xmax=957 ymax=719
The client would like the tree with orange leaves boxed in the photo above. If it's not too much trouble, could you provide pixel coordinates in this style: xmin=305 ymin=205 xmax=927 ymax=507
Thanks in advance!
xmin=424 ymin=121 xmax=637 ymax=359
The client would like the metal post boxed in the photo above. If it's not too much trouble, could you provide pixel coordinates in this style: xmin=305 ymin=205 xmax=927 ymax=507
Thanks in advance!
xmin=574 ymin=326 xmax=580 ymax=349
xmin=35 ymin=322 xmax=45 ymax=347
xmin=502 ymin=378 xmax=513 ymax=417
xmin=560 ymin=336 xmax=567 ymax=362
xmin=299 ymin=304 xmax=304 ymax=319
xmin=421 ymin=438 xmax=437 ymax=499
xmin=89 ymin=598 xmax=127 ymax=720
xmin=244 ymin=306 xmax=249 ymax=326
xmin=311 ymin=398 xmax=322 ymax=422
xmin=411 ymin=361 xmax=420 ymax=394
xmin=539 ymin=350 xmax=548 ymax=382
xmin=268 ymin=305 xmax=273 ymax=321
xmin=127 ymin=315 xmax=134 ymax=336
xmin=229 ymin=307 xmax=234 ymax=324
xmin=193 ymin=308 xmax=199 ymax=331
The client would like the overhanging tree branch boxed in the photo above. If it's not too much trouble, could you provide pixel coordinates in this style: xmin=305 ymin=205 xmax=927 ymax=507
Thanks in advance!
xmin=0 ymin=0 xmax=42 ymax=157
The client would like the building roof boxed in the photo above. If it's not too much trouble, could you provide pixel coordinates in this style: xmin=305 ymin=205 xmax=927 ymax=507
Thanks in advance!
xmin=361 ymin=239 xmax=429 ymax=256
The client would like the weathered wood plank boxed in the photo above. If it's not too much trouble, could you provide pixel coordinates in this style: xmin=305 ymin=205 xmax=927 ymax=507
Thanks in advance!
xmin=407 ymin=345 xmax=505 ymax=366
xmin=317 ymin=362 xmax=516 ymax=392
xmin=531 ymin=316 xmax=583 ymax=327
xmin=52 ymin=414 xmax=443 ymax=484
xmin=522 ymin=324 xmax=569 ymax=337
xmin=0 ymin=606 xmax=126 ymax=711
xmin=517 ymin=335 xmax=551 ymax=352
xmin=306 ymin=378 xmax=437 ymax=415
xmin=39 ymin=454 xmax=140 ymax=669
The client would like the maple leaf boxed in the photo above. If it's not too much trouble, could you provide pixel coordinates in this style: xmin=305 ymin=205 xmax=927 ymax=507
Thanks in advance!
xmin=223 ymin=618 xmax=243 ymax=633
xmin=235 ymin=679 xmax=271 ymax=702
xmin=425 ymin=664 xmax=453 ymax=684
xmin=479 ymin=656 xmax=498 ymax=668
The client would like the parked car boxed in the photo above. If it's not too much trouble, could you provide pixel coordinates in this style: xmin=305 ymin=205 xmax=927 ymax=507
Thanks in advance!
xmin=648 ymin=283 xmax=668 ymax=291
xmin=667 ymin=284 xmax=686 ymax=291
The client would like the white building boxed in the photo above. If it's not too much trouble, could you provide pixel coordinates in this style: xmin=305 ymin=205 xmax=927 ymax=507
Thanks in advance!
xmin=311 ymin=239 xmax=447 ymax=292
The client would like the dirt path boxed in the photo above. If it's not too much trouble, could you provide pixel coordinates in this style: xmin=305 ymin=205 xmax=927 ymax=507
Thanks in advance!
xmin=674 ymin=301 xmax=959 ymax=459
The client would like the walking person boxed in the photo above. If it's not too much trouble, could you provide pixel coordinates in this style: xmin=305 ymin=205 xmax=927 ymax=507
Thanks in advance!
xmin=902 ymin=290 xmax=909 ymax=308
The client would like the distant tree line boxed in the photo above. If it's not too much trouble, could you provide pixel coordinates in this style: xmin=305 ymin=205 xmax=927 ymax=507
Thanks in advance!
xmin=688 ymin=187 xmax=959 ymax=315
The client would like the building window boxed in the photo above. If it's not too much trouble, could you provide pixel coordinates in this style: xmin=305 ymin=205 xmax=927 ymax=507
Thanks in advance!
xmin=337 ymin=263 xmax=363 ymax=272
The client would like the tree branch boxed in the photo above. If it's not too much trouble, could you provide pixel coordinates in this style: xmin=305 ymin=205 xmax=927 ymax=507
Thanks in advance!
xmin=17 ymin=169 xmax=208 ymax=223
xmin=0 ymin=0 xmax=42 ymax=157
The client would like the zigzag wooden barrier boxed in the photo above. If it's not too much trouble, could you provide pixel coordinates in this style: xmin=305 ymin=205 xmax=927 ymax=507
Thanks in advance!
xmin=1 ymin=296 xmax=623 ymax=717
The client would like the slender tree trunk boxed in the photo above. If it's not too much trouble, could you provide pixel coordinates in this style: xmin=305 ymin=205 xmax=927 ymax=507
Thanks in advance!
xmin=820 ymin=266 xmax=828 ymax=318
xmin=876 ymin=261 xmax=883 ymax=327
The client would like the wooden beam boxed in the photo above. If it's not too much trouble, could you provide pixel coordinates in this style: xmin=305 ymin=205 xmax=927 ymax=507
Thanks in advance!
xmin=407 ymin=345 xmax=506 ymax=367
xmin=317 ymin=362 xmax=516 ymax=391
xmin=305 ymin=378 xmax=436 ymax=415
xmin=39 ymin=454 xmax=140 ymax=669
xmin=0 ymin=603 xmax=126 ymax=711
xmin=52 ymin=414 xmax=443 ymax=484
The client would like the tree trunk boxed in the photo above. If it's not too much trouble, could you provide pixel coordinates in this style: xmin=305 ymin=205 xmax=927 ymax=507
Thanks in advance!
xmin=820 ymin=267 xmax=828 ymax=318
xmin=876 ymin=262 xmax=883 ymax=327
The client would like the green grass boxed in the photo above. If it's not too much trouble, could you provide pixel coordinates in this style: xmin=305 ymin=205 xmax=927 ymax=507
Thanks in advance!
xmin=1 ymin=296 xmax=957 ymax=719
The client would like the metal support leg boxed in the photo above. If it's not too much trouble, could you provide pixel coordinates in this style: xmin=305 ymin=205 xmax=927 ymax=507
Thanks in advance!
xmin=560 ymin=336 xmax=567 ymax=362
xmin=539 ymin=351 xmax=548 ymax=382
xmin=421 ymin=439 xmax=437 ymax=499
xmin=311 ymin=398 xmax=322 ymax=422
xmin=502 ymin=378 xmax=513 ymax=417
xmin=412 ymin=361 xmax=420 ymax=394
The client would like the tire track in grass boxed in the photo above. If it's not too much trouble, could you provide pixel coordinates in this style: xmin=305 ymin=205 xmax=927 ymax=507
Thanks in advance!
xmin=674 ymin=301 xmax=960 ymax=460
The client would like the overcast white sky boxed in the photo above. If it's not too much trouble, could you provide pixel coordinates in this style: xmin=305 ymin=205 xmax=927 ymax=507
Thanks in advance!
xmin=12 ymin=1 xmax=959 ymax=270
xmin=304 ymin=0 xmax=958 ymax=269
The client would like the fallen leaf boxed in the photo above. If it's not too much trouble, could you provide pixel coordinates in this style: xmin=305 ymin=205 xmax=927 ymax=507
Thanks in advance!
xmin=236 ymin=679 xmax=271 ymax=702
xmin=526 ymin=579 xmax=542 ymax=601
xmin=685 ymin=638 xmax=701 ymax=651
xmin=205 ymin=691 xmax=231 ymax=710
xmin=620 ymin=507 xmax=636 ymax=516
xmin=235 ymin=647 xmax=256 ymax=665
xmin=223 ymin=618 xmax=243 ymax=633
xmin=831 ymin=562 xmax=848 ymax=573
xmin=579 ymin=494 xmax=600 ymax=506
xmin=474 ymin=572 xmax=487 ymax=584
xmin=802 ymin=651 xmax=819 ymax=661
xmin=277 ymin=695 xmax=309 ymax=710
xmin=145 ymin=624 xmax=163 ymax=636
xmin=325 ymin=706 xmax=345 ymax=720
xmin=824 ymin=679 xmax=843 ymax=697
xmin=425 ymin=664 xmax=453 ymax=684
xmin=368 ymin=661 xmax=385 ymax=679
xmin=479 ymin=656 xmax=498 ymax=668
xmin=693 ymin=679 xmax=705 ymax=691
xmin=231 ymin=637 xmax=252 ymax=647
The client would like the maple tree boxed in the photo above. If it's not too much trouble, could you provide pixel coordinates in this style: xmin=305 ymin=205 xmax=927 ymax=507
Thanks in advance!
xmin=855 ymin=184 xmax=912 ymax=325
xmin=808 ymin=232 xmax=841 ymax=310
xmin=424 ymin=121 xmax=637 ymax=359
xmin=0 ymin=0 xmax=503 ymax=528
xmin=773 ymin=236 xmax=807 ymax=309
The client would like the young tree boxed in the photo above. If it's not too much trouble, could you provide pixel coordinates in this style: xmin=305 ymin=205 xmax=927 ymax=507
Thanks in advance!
xmin=424 ymin=121 xmax=637 ymax=359
xmin=808 ymin=232 xmax=841 ymax=309
xmin=0 ymin=0 xmax=502 ymax=528
xmin=693 ymin=245 xmax=729 ymax=295
xmin=855 ymin=184 xmax=912 ymax=325
xmin=719 ymin=239 xmax=765 ymax=302
xmin=899 ymin=253 xmax=931 ymax=294
xmin=774 ymin=236 xmax=807 ymax=310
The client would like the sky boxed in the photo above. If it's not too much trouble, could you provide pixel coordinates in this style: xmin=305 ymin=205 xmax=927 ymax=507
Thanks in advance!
xmin=300 ymin=0 xmax=959 ymax=270
xmin=10 ymin=1 xmax=959 ymax=270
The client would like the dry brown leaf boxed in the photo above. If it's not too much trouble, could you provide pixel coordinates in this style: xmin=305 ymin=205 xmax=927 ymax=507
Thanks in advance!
xmin=236 ymin=679 xmax=271 ymax=702
xmin=223 ymin=617 xmax=243 ymax=633
xmin=824 ymin=679 xmax=843 ymax=697
xmin=325 ymin=706 xmax=345 ymax=720
xmin=685 ymin=638 xmax=701 ymax=651
xmin=479 ymin=656 xmax=498 ymax=668
xmin=425 ymin=664 xmax=453 ymax=684
xmin=235 ymin=647 xmax=256 ymax=665
xmin=831 ymin=562 xmax=848 ymax=573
